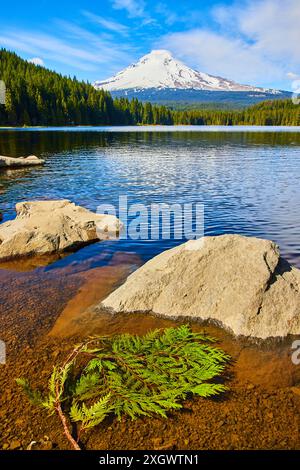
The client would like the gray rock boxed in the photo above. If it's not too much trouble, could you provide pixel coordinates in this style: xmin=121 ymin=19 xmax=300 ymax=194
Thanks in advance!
xmin=0 ymin=155 xmax=44 ymax=168
xmin=102 ymin=235 xmax=300 ymax=339
xmin=0 ymin=200 xmax=122 ymax=262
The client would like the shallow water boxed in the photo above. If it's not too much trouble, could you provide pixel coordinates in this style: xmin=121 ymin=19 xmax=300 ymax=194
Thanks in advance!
xmin=47 ymin=260 xmax=300 ymax=391
xmin=1 ymin=127 xmax=300 ymax=346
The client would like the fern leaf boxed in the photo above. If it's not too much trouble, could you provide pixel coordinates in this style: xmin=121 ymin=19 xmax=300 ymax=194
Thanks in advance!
xmin=17 ymin=325 xmax=230 ymax=442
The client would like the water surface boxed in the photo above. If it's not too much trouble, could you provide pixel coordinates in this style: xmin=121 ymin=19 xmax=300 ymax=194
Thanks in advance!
xmin=1 ymin=127 xmax=300 ymax=270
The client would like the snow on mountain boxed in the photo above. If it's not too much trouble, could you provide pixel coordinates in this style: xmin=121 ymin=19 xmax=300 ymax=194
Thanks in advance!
xmin=94 ymin=50 xmax=278 ymax=94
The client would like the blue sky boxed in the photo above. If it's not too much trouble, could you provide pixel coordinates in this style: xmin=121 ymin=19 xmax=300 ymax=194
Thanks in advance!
xmin=0 ymin=0 xmax=299 ymax=90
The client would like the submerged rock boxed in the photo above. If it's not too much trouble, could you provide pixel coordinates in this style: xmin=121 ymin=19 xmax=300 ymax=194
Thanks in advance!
xmin=0 ymin=200 xmax=122 ymax=262
xmin=102 ymin=235 xmax=300 ymax=339
xmin=0 ymin=155 xmax=44 ymax=168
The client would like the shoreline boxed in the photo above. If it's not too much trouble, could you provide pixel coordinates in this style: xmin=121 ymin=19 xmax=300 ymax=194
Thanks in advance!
xmin=1 ymin=124 xmax=300 ymax=132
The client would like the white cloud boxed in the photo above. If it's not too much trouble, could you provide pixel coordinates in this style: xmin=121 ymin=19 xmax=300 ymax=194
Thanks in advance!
xmin=82 ymin=10 xmax=129 ymax=35
xmin=161 ymin=29 xmax=281 ymax=86
xmin=0 ymin=30 xmax=106 ymax=71
xmin=214 ymin=0 xmax=300 ymax=62
xmin=28 ymin=57 xmax=45 ymax=66
xmin=287 ymin=72 xmax=300 ymax=80
xmin=112 ymin=0 xmax=146 ymax=18
xmin=0 ymin=23 xmax=135 ymax=74
xmin=160 ymin=0 xmax=300 ymax=89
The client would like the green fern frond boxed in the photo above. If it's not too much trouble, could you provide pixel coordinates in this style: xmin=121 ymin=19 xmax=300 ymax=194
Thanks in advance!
xmin=49 ymin=367 xmax=57 ymax=397
xmin=84 ymin=358 xmax=103 ymax=373
xmin=191 ymin=383 xmax=227 ymax=397
xmin=16 ymin=325 xmax=230 ymax=446
xmin=16 ymin=378 xmax=47 ymax=408
xmin=73 ymin=372 xmax=101 ymax=401
xmin=71 ymin=394 xmax=112 ymax=429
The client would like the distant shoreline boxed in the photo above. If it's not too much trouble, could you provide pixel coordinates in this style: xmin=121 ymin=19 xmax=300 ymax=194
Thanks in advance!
xmin=1 ymin=125 xmax=300 ymax=132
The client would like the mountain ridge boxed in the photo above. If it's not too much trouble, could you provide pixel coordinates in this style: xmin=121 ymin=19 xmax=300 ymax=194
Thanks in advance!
xmin=94 ymin=49 xmax=280 ymax=95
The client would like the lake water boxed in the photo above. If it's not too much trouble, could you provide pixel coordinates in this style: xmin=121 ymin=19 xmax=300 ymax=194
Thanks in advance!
xmin=2 ymin=127 xmax=300 ymax=452
xmin=1 ymin=126 xmax=300 ymax=270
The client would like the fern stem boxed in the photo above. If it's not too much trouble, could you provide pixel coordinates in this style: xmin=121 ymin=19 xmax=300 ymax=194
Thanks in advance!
xmin=55 ymin=399 xmax=81 ymax=450
xmin=55 ymin=346 xmax=85 ymax=451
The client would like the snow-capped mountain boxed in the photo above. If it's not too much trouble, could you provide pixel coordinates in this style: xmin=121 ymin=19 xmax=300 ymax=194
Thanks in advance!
xmin=94 ymin=50 xmax=278 ymax=94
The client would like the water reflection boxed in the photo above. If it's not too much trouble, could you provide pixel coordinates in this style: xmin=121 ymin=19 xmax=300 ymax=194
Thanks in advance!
xmin=0 ymin=128 xmax=300 ymax=269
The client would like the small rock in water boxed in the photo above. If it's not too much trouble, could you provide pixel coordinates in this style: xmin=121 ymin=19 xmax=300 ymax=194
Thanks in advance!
xmin=0 ymin=155 xmax=44 ymax=168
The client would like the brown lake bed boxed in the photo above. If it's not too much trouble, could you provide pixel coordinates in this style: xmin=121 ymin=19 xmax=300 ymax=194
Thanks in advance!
xmin=1 ymin=252 xmax=300 ymax=450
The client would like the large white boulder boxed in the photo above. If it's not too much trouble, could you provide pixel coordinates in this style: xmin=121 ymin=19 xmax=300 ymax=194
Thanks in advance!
xmin=102 ymin=235 xmax=300 ymax=339
xmin=0 ymin=200 xmax=122 ymax=261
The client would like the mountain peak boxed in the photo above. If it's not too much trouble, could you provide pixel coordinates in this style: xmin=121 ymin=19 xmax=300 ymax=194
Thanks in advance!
xmin=136 ymin=50 xmax=175 ymax=68
xmin=144 ymin=50 xmax=173 ymax=59
xmin=147 ymin=49 xmax=172 ymax=56
xmin=94 ymin=50 xmax=278 ymax=94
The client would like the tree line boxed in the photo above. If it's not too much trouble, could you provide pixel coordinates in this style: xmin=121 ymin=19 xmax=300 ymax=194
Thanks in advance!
xmin=0 ymin=49 xmax=299 ymax=127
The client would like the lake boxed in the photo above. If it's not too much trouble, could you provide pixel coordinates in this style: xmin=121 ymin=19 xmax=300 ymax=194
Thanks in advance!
xmin=1 ymin=126 xmax=300 ymax=269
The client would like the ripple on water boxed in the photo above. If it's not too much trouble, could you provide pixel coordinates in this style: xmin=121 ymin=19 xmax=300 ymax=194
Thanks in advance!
xmin=1 ymin=129 xmax=300 ymax=268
